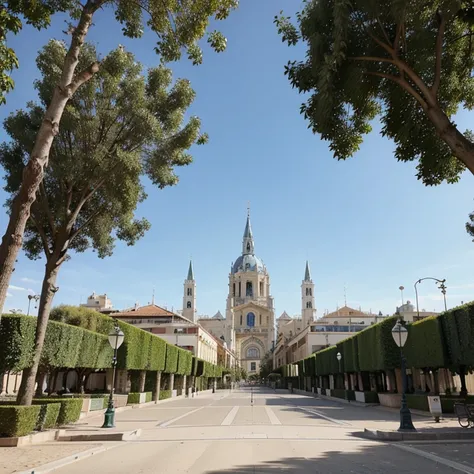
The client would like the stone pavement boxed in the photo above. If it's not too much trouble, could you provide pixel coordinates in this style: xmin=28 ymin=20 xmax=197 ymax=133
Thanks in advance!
xmin=4 ymin=387 xmax=474 ymax=474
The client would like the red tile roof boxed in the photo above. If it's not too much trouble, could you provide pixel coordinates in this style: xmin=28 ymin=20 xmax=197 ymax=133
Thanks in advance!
xmin=114 ymin=304 xmax=176 ymax=318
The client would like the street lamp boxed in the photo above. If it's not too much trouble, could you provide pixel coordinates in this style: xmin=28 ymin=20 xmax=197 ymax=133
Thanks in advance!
xmin=399 ymin=286 xmax=404 ymax=307
xmin=414 ymin=277 xmax=447 ymax=319
xmin=27 ymin=294 xmax=40 ymax=316
xmin=102 ymin=322 xmax=125 ymax=429
xmin=392 ymin=319 xmax=416 ymax=432
xmin=336 ymin=352 xmax=343 ymax=393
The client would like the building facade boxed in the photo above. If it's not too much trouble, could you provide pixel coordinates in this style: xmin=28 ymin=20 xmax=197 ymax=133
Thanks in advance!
xmin=198 ymin=213 xmax=276 ymax=375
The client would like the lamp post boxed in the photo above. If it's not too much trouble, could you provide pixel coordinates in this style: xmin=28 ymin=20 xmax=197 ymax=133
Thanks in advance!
xmin=414 ymin=277 xmax=447 ymax=319
xmin=102 ymin=322 xmax=125 ymax=429
xmin=27 ymin=294 xmax=40 ymax=316
xmin=392 ymin=319 xmax=416 ymax=432
xmin=336 ymin=351 xmax=343 ymax=393
xmin=399 ymin=286 xmax=404 ymax=307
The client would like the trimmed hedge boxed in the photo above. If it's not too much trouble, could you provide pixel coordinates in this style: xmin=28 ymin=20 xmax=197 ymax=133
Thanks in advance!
xmin=176 ymin=348 xmax=193 ymax=376
xmin=405 ymin=317 xmax=448 ymax=369
xmin=357 ymin=316 xmax=400 ymax=372
xmin=159 ymin=390 xmax=172 ymax=400
xmin=165 ymin=344 xmax=178 ymax=374
xmin=440 ymin=395 xmax=474 ymax=413
xmin=127 ymin=393 xmax=141 ymax=404
xmin=36 ymin=402 xmax=61 ymax=431
xmin=0 ymin=405 xmax=41 ymax=437
xmin=406 ymin=394 xmax=430 ymax=412
xmin=0 ymin=314 xmax=36 ymax=373
xmin=315 ymin=346 xmax=339 ymax=375
xmin=362 ymin=391 xmax=379 ymax=403
xmin=147 ymin=335 xmax=166 ymax=371
xmin=145 ymin=391 xmax=153 ymax=403
xmin=76 ymin=329 xmax=113 ymax=370
xmin=34 ymin=398 xmax=82 ymax=425
xmin=337 ymin=337 xmax=359 ymax=373
xmin=41 ymin=320 xmax=83 ymax=368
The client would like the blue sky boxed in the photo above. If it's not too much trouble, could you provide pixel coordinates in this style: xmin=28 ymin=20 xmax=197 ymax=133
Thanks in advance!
xmin=2 ymin=1 xmax=474 ymax=318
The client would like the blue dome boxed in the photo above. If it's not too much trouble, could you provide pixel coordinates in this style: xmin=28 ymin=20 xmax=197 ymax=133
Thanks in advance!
xmin=232 ymin=254 xmax=266 ymax=274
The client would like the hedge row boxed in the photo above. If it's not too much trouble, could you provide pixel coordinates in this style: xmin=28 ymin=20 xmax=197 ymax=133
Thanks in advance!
xmin=0 ymin=311 xmax=225 ymax=378
xmin=282 ymin=302 xmax=474 ymax=379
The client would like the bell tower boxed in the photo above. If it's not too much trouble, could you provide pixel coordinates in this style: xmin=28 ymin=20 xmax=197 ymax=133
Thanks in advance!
xmin=301 ymin=261 xmax=316 ymax=327
xmin=182 ymin=260 xmax=196 ymax=322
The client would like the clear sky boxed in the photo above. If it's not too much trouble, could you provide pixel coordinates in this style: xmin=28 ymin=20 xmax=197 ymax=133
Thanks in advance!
xmin=1 ymin=1 xmax=474 ymax=319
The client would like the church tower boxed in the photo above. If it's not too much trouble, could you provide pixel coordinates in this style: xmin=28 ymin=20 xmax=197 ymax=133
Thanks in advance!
xmin=182 ymin=260 xmax=196 ymax=322
xmin=226 ymin=210 xmax=275 ymax=375
xmin=301 ymin=261 xmax=316 ymax=327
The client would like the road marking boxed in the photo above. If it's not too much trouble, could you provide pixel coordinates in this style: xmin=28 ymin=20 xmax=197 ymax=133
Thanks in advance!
xmin=393 ymin=443 xmax=474 ymax=474
xmin=221 ymin=406 xmax=239 ymax=425
xmin=265 ymin=406 xmax=281 ymax=425
xmin=298 ymin=406 xmax=351 ymax=426
xmin=158 ymin=406 xmax=205 ymax=427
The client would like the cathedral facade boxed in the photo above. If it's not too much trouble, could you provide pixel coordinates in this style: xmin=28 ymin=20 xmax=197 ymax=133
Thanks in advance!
xmin=185 ymin=213 xmax=314 ymax=375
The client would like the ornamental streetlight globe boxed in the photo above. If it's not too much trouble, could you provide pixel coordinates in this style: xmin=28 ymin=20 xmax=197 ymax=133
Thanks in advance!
xmin=391 ymin=320 xmax=408 ymax=348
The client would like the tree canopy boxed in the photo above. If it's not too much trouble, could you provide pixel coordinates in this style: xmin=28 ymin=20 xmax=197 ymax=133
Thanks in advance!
xmin=0 ymin=40 xmax=204 ymax=261
xmin=0 ymin=1 xmax=72 ymax=104
xmin=275 ymin=0 xmax=474 ymax=185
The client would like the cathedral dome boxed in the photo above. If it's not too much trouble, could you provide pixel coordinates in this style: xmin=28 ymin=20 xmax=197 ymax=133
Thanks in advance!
xmin=232 ymin=254 xmax=266 ymax=274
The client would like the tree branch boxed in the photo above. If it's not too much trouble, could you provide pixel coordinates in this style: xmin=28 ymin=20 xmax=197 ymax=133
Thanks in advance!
xmin=432 ymin=11 xmax=446 ymax=96
xmin=365 ymin=71 xmax=427 ymax=109
xmin=39 ymin=182 xmax=56 ymax=236
xmin=67 ymin=61 xmax=100 ymax=96
xmin=350 ymin=56 xmax=397 ymax=65
xmin=69 ymin=205 xmax=106 ymax=243
xmin=30 ymin=213 xmax=51 ymax=257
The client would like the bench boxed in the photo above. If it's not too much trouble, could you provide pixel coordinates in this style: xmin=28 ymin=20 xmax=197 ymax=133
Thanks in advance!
xmin=454 ymin=403 xmax=474 ymax=428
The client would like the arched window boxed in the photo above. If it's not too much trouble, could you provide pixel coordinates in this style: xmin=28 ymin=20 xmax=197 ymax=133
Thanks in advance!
xmin=306 ymin=288 xmax=309 ymax=296
xmin=187 ymin=288 xmax=192 ymax=296
xmin=306 ymin=301 xmax=312 ymax=309
xmin=233 ymin=283 xmax=235 ymax=296
xmin=240 ymin=315 xmax=243 ymax=325
xmin=246 ymin=346 xmax=260 ymax=359
xmin=309 ymin=288 xmax=312 ymax=296
xmin=246 ymin=281 xmax=253 ymax=297
xmin=187 ymin=301 xmax=192 ymax=308
xmin=247 ymin=312 xmax=255 ymax=327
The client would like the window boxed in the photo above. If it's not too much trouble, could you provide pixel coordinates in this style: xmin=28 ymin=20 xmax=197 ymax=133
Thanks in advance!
xmin=259 ymin=314 xmax=262 ymax=325
xmin=187 ymin=301 xmax=192 ymax=308
xmin=187 ymin=288 xmax=192 ymax=296
xmin=233 ymin=283 xmax=235 ymax=296
xmin=238 ymin=282 xmax=241 ymax=297
xmin=306 ymin=302 xmax=312 ymax=308
xmin=247 ymin=312 xmax=255 ymax=327
xmin=259 ymin=281 xmax=264 ymax=295
xmin=247 ymin=347 xmax=260 ymax=359
xmin=240 ymin=315 xmax=243 ymax=325
xmin=246 ymin=281 xmax=253 ymax=297
xmin=250 ymin=362 xmax=256 ymax=371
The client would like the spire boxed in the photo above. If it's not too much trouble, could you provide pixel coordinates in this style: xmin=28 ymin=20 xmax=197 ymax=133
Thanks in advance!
xmin=304 ymin=261 xmax=311 ymax=281
xmin=187 ymin=260 xmax=194 ymax=280
xmin=152 ymin=287 xmax=155 ymax=305
xmin=242 ymin=207 xmax=254 ymax=255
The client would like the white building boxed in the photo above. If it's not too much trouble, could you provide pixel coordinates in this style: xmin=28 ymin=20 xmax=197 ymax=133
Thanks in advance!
xmin=81 ymin=292 xmax=113 ymax=311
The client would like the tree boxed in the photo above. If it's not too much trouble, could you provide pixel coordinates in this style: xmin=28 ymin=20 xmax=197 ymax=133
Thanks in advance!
xmin=275 ymin=1 xmax=474 ymax=185
xmin=258 ymin=351 xmax=274 ymax=379
xmin=0 ymin=1 xmax=71 ymax=104
xmin=0 ymin=41 xmax=207 ymax=405
xmin=0 ymin=0 xmax=238 ymax=321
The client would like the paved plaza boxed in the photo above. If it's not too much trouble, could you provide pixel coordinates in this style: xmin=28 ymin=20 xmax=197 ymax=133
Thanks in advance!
xmin=3 ymin=387 xmax=474 ymax=473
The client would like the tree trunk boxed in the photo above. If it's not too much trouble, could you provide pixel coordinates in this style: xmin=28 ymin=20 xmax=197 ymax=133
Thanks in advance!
xmin=35 ymin=371 xmax=47 ymax=397
xmin=153 ymin=371 xmax=162 ymax=402
xmin=138 ymin=370 xmax=146 ymax=392
xmin=426 ymin=105 xmax=474 ymax=175
xmin=16 ymin=256 xmax=62 ymax=405
xmin=459 ymin=365 xmax=468 ymax=398
xmin=0 ymin=2 xmax=100 ymax=319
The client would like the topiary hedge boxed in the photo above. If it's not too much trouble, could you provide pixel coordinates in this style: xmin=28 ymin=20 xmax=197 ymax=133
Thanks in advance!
xmin=36 ymin=402 xmax=61 ymax=431
xmin=405 ymin=316 xmax=448 ymax=369
xmin=159 ymin=390 xmax=172 ymax=400
xmin=357 ymin=316 xmax=399 ymax=372
xmin=337 ymin=336 xmax=359 ymax=373
xmin=0 ymin=314 xmax=36 ymax=373
xmin=164 ymin=344 xmax=178 ymax=374
xmin=315 ymin=346 xmax=339 ymax=375
xmin=34 ymin=398 xmax=82 ymax=425
xmin=176 ymin=348 xmax=193 ymax=376
xmin=147 ymin=335 xmax=166 ymax=372
xmin=0 ymin=405 xmax=41 ymax=437
xmin=406 ymin=394 xmax=429 ymax=412
xmin=127 ymin=393 xmax=141 ymax=404
xmin=76 ymin=329 xmax=113 ymax=370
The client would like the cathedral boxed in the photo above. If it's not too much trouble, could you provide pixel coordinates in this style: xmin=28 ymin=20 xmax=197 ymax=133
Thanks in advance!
xmin=182 ymin=213 xmax=315 ymax=375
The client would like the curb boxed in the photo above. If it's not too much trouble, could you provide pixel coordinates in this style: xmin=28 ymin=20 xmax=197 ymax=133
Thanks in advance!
xmin=16 ymin=442 xmax=122 ymax=474
xmin=361 ymin=428 xmax=474 ymax=442
xmin=57 ymin=428 xmax=141 ymax=442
